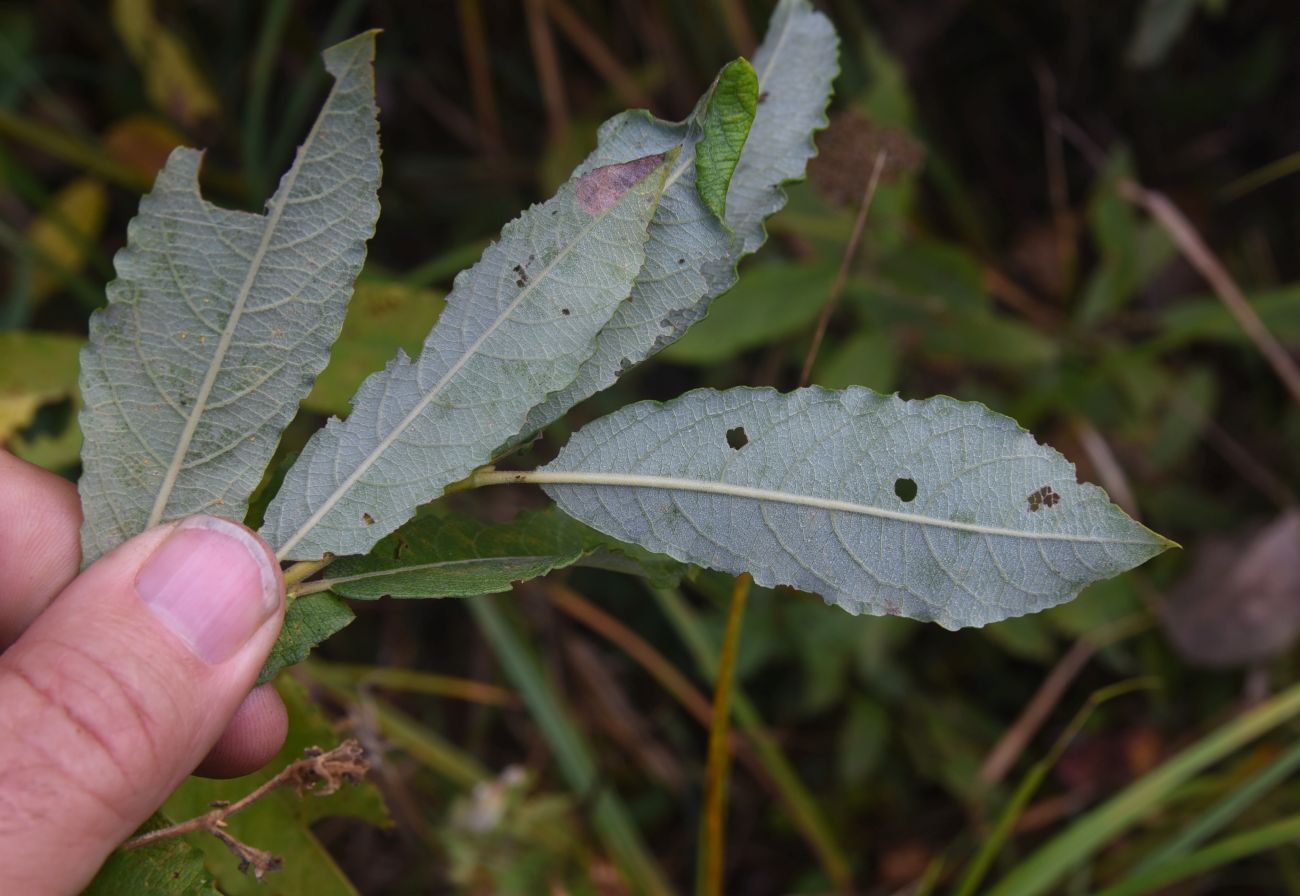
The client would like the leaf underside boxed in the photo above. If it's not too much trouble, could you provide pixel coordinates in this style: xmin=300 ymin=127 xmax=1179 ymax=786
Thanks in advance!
xmin=540 ymin=387 xmax=1173 ymax=629
xmin=262 ymin=153 xmax=673 ymax=560
xmin=520 ymin=0 xmax=838 ymax=437
xmin=77 ymin=32 xmax=381 ymax=563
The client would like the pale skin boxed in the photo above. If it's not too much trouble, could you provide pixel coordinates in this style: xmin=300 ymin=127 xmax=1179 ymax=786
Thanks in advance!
xmin=0 ymin=449 xmax=289 ymax=893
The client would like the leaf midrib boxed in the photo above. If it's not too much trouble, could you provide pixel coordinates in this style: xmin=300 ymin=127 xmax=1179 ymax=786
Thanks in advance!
xmin=495 ymin=470 xmax=1162 ymax=546
xmin=323 ymin=553 xmax=576 ymax=590
xmin=275 ymin=163 xmax=668 ymax=560
xmin=146 ymin=40 xmax=369 ymax=529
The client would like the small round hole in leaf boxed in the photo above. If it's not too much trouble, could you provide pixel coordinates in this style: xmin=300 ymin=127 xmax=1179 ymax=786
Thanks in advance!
xmin=894 ymin=478 xmax=917 ymax=502
xmin=726 ymin=426 xmax=748 ymax=450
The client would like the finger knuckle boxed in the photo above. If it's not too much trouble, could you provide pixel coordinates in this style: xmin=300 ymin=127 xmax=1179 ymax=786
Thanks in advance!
xmin=0 ymin=639 xmax=170 ymax=814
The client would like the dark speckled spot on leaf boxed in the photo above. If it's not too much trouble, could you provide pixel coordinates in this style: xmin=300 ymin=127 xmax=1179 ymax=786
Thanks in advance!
xmin=576 ymin=152 xmax=668 ymax=215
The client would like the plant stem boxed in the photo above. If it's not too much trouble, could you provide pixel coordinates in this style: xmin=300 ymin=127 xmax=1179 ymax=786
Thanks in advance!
xmin=1118 ymin=178 xmax=1300 ymax=407
xmin=123 ymin=740 xmax=368 ymax=878
xmin=698 ymin=573 xmax=751 ymax=896
xmin=654 ymin=585 xmax=854 ymax=892
xmin=798 ymin=148 xmax=888 ymax=387
xmin=955 ymin=678 xmax=1159 ymax=896
xmin=283 ymin=555 xmax=335 ymax=594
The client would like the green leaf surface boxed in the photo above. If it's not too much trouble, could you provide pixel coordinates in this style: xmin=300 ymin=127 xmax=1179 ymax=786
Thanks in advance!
xmin=165 ymin=676 xmax=389 ymax=895
xmin=538 ymin=387 xmax=1172 ymax=629
xmin=520 ymin=0 xmax=838 ymax=436
xmin=812 ymin=328 xmax=897 ymax=392
xmin=85 ymin=813 xmax=219 ymax=896
xmin=321 ymin=506 xmax=685 ymax=600
xmin=262 ymin=152 xmax=673 ymax=560
xmin=324 ymin=508 xmax=589 ymax=599
xmin=695 ymin=58 xmax=758 ymax=223
xmin=77 ymin=32 xmax=381 ymax=563
xmin=0 ymin=329 xmax=82 ymax=438
xmin=1077 ymin=154 xmax=1175 ymax=326
xmin=659 ymin=261 xmax=835 ymax=364
xmin=1155 ymin=284 xmax=1300 ymax=350
xmin=257 ymin=592 xmax=354 ymax=684
xmin=304 ymin=280 xmax=446 ymax=415
xmin=921 ymin=311 xmax=1057 ymax=371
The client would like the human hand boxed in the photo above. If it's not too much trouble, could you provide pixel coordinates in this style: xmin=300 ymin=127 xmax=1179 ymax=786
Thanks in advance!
xmin=0 ymin=450 xmax=288 ymax=893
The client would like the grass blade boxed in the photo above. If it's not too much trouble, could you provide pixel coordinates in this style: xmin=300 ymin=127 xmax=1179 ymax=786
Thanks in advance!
xmin=986 ymin=679 xmax=1300 ymax=896
xmin=1131 ymin=737 xmax=1300 ymax=875
xmin=470 ymin=595 xmax=674 ymax=896
xmin=653 ymin=585 xmax=855 ymax=892
xmin=1094 ymin=814 xmax=1300 ymax=896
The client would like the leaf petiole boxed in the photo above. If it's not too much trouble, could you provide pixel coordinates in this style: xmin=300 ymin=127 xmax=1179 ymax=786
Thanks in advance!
xmin=283 ymin=555 xmax=336 ymax=596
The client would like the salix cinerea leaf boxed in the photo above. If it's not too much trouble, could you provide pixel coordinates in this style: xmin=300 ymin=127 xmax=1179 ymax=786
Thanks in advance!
xmin=520 ymin=0 xmax=837 ymax=437
xmin=726 ymin=0 xmax=838 ymax=255
xmin=262 ymin=153 xmax=674 ymax=560
xmin=76 ymin=32 xmax=381 ymax=563
xmin=531 ymin=387 xmax=1174 ymax=629
xmin=314 ymin=506 xmax=682 ymax=600
xmin=695 ymin=58 xmax=759 ymax=224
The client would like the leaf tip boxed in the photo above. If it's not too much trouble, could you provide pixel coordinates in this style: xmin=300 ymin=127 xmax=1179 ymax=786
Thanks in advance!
xmin=322 ymin=29 xmax=379 ymax=75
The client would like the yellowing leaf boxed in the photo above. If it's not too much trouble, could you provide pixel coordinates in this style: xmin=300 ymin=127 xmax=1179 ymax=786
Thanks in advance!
xmin=111 ymin=0 xmax=220 ymax=126
xmin=25 ymin=177 xmax=108 ymax=302
xmin=0 ymin=331 xmax=83 ymax=440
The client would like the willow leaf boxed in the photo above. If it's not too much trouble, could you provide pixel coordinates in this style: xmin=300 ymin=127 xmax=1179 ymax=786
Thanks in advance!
xmin=695 ymin=58 xmax=759 ymax=223
xmin=77 ymin=32 xmax=380 ymax=562
xmin=532 ymin=387 xmax=1173 ymax=629
xmin=314 ymin=507 xmax=681 ymax=600
xmin=263 ymin=153 xmax=673 ymax=560
xmin=256 ymin=592 xmax=354 ymax=685
xmin=323 ymin=509 xmax=590 ymax=599
xmin=520 ymin=0 xmax=836 ymax=436
xmin=727 ymin=0 xmax=837 ymax=255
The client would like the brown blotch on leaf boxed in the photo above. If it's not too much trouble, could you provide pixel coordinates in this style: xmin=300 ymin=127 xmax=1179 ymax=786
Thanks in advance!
xmin=362 ymin=512 xmax=375 ymax=525
xmin=1026 ymin=485 xmax=1061 ymax=512
xmin=576 ymin=152 xmax=668 ymax=216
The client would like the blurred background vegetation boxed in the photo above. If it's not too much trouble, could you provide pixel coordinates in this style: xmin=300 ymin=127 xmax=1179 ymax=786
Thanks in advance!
xmin=6 ymin=1 xmax=1300 ymax=893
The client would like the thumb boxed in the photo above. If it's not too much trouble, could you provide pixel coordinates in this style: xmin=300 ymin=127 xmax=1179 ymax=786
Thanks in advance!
xmin=0 ymin=516 xmax=284 ymax=894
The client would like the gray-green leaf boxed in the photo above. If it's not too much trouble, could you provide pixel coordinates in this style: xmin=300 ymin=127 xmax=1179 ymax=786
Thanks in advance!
xmin=263 ymin=153 xmax=673 ymax=560
xmin=538 ymin=387 xmax=1173 ymax=629
xmin=728 ymin=0 xmax=838 ymax=255
xmin=77 ymin=32 xmax=381 ymax=563
xmin=520 ymin=0 xmax=836 ymax=436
